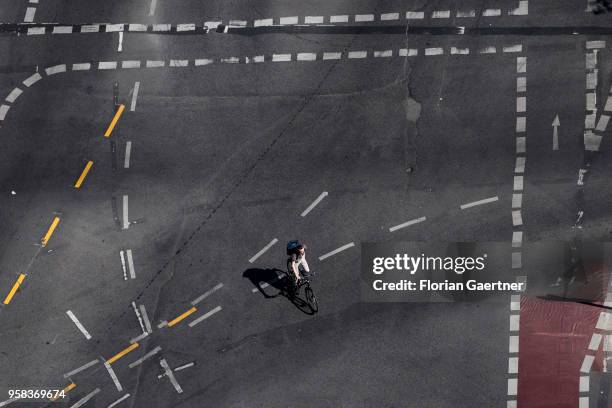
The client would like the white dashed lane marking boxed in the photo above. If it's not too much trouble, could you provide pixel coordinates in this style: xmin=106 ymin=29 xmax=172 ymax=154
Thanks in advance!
xmin=24 ymin=7 xmax=36 ymax=22
xmin=128 ymin=346 xmax=162 ymax=368
xmin=63 ymin=359 xmax=99 ymax=378
xmin=301 ymin=191 xmax=328 ymax=217
xmin=248 ymin=238 xmax=278 ymax=263
xmin=389 ymin=216 xmax=426 ymax=232
xmin=70 ymin=388 xmax=100 ymax=408
xmin=104 ymin=361 xmax=123 ymax=391
xmin=0 ymin=44 xmax=523 ymax=125
xmin=140 ymin=304 xmax=152 ymax=333
xmin=188 ymin=305 xmax=222 ymax=327
xmin=5 ymin=88 xmax=23 ymax=104
xmin=122 ymin=195 xmax=129 ymax=229
xmin=319 ymin=242 xmax=355 ymax=261
xmin=191 ymin=283 xmax=224 ymax=305
xmin=107 ymin=394 xmax=131 ymax=408
xmin=459 ymin=196 xmax=499 ymax=210
xmin=66 ymin=310 xmax=92 ymax=340
xmin=124 ymin=141 xmax=132 ymax=168
xmin=126 ymin=249 xmax=136 ymax=279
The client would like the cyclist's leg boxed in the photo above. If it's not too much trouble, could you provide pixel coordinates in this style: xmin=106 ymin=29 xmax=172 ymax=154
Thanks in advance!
xmin=286 ymin=259 xmax=299 ymax=293
xmin=300 ymin=257 xmax=311 ymax=277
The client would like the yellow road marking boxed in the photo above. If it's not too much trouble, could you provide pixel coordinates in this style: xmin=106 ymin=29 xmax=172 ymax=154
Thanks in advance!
xmin=107 ymin=342 xmax=139 ymax=364
xmin=50 ymin=382 xmax=76 ymax=400
xmin=41 ymin=216 xmax=60 ymax=247
xmin=104 ymin=104 xmax=125 ymax=138
xmin=3 ymin=274 xmax=26 ymax=305
xmin=167 ymin=306 xmax=197 ymax=327
xmin=74 ymin=161 xmax=94 ymax=188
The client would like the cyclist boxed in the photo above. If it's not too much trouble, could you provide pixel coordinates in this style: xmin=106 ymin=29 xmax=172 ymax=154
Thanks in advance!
xmin=287 ymin=240 xmax=310 ymax=288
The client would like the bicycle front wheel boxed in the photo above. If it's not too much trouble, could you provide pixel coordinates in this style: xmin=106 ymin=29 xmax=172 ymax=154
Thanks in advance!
xmin=305 ymin=286 xmax=318 ymax=313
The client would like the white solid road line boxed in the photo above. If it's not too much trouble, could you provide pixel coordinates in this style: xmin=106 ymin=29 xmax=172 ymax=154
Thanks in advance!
xmin=160 ymin=359 xmax=183 ymax=393
xmin=130 ymin=81 xmax=140 ymax=111
xmin=140 ymin=304 xmax=152 ymax=333
xmin=191 ymin=283 xmax=224 ymax=305
xmin=319 ymin=242 xmax=355 ymax=261
xmin=63 ymin=359 xmax=99 ymax=378
xmin=460 ymin=196 xmax=499 ymax=210
xmin=301 ymin=191 xmax=328 ymax=217
xmin=107 ymin=394 xmax=130 ymax=408
xmin=70 ymin=388 xmax=100 ymax=408
xmin=66 ymin=310 xmax=92 ymax=340
xmin=124 ymin=141 xmax=132 ymax=168
xmin=122 ymin=195 xmax=129 ymax=229
xmin=248 ymin=238 xmax=278 ymax=263
xmin=126 ymin=249 xmax=136 ymax=279
xmin=128 ymin=346 xmax=162 ymax=368
xmin=149 ymin=0 xmax=157 ymax=16
xmin=389 ymin=216 xmax=426 ymax=232
xmin=104 ymin=361 xmax=123 ymax=391
xmin=189 ymin=305 xmax=222 ymax=327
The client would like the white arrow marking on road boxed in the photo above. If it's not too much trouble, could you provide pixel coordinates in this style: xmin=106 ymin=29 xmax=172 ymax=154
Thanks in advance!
xmin=552 ymin=114 xmax=560 ymax=150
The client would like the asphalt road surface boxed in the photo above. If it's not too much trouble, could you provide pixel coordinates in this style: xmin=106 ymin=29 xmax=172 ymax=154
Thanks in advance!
xmin=1 ymin=1 xmax=612 ymax=407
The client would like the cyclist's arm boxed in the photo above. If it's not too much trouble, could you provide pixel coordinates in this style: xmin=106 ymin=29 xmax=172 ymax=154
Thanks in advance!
xmin=291 ymin=260 xmax=301 ymax=281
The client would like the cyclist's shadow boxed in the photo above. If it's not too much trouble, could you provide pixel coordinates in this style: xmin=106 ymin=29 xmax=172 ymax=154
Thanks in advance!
xmin=242 ymin=268 xmax=316 ymax=315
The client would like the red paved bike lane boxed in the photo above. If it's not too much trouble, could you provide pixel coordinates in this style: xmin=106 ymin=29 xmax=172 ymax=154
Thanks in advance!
xmin=518 ymin=272 xmax=608 ymax=407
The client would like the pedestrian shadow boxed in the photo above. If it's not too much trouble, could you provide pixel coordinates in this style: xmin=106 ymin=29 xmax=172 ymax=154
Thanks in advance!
xmin=242 ymin=268 xmax=316 ymax=315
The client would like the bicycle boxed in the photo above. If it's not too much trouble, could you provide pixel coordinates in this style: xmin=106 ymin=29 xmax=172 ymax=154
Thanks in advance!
xmin=286 ymin=268 xmax=319 ymax=313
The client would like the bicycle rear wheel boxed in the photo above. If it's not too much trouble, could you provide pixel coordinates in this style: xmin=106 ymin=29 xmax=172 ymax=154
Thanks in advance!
xmin=305 ymin=286 xmax=318 ymax=313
